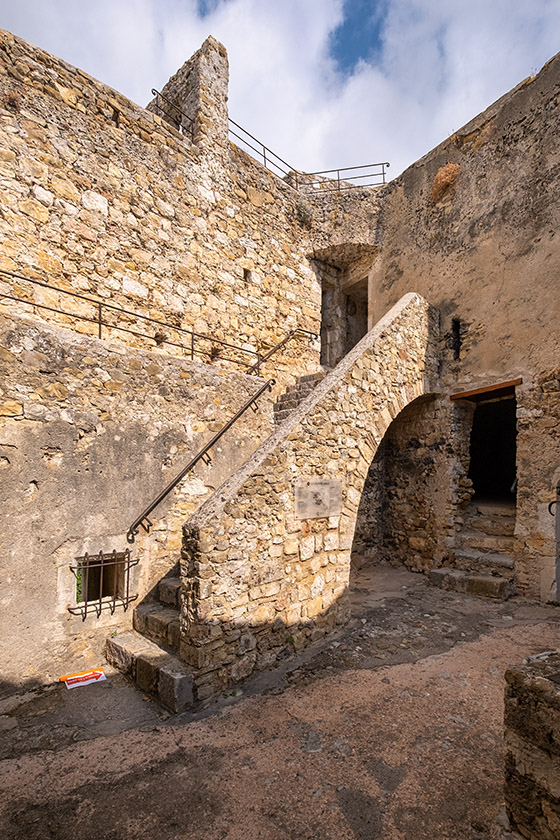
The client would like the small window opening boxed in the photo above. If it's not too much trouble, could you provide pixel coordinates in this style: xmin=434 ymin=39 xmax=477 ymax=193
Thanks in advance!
xmin=451 ymin=318 xmax=462 ymax=360
xmin=69 ymin=549 xmax=138 ymax=620
xmin=111 ymin=108 xmax=120 ymax=127
xmin=243 ymin=268 xmax=252 ymax=282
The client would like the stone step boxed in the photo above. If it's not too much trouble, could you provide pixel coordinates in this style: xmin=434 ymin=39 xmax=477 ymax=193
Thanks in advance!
xmin=105 ymin=630 xmax=194 ymax=713
xmin=133 ymin=603 xmax=180 ymax=650
xmin=429 ymin=568 xmax=513 ymax=600
xmin=274 ymin=409 xmax=292 ymax=425
xmin=461 ymin=514 xmax=515 ymax=536
xmin=453 ymin=548 xmax=515 ymax=571
xmin=158 ymin=576 xmax=181 ymax=607
xmin=299 ymin=371 xmax=327 ymax=383
xmin=274 ymin=397 xmax=299 ymax=411
xmin=467 ymin=500 xmax=516 ymax=519
xmin=285 ymin=382 xmax=316 ymax=395
xmin=459 ymin=532 xmax=515 ymax=553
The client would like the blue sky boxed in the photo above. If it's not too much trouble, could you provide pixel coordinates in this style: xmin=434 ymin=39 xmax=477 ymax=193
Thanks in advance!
xmin=330 ymin=0 xmax=387 ymax=73
xmin=1 ymin=0 xmax=559 ymax=177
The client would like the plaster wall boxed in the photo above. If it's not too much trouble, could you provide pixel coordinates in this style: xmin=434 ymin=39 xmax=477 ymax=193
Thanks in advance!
xmin=0 ymin=313 xmax=272 ymax=686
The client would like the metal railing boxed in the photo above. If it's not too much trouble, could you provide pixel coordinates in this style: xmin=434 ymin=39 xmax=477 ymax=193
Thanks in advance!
xmin=126 ymin=377 xmax=275 ymax=542
xmin=150 ymin=88 xmax=194 ymax=139
xmin=298 ymin=162 xmax=390 ymax=193
xmin=0 ymin=269 xmax=316 ymax=375
xmin=247 ymin=328 xmax=316 ymax=373
xmin=150 ymin=86 xmax=389 ymax=193
xmin=228 ymin=118 xmax=297 ymax=182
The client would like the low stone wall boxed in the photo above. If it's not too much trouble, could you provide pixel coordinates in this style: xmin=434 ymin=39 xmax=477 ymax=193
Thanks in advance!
xmin=504 ymin=651 xmax=560 ymax=838
xmin=0 ymin=312 xmax=273 ymax=688
xmin=181 ymin=293 xmax=439 ymax=699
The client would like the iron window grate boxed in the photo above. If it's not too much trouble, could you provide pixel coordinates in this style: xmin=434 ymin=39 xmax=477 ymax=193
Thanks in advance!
xmin=68 ymin=549 xmax=138 ymax=621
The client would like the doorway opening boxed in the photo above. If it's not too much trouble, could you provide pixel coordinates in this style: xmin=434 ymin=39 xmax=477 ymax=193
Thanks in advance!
xmin=319 ymin=272 xmax=368 ymax=368
xmin=468 ymin=396 xmax=517 ymax=501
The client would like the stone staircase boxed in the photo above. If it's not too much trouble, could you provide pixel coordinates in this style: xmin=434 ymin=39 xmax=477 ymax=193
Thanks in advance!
xmin=105 ymin=573 xmax=194 ymax=713
xmin=273 ymin=371 xmax=327 ymax=424
xmin=106 ymin=375 xmax=331 ymax=713
xmin=430 ymin=499 xmax=516 ymax=599
xmin=106 ymin=293 xmax=438 ymax=710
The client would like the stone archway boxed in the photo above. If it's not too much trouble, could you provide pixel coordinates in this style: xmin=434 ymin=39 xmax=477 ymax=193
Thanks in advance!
xmin=351 ymin=394 xmax=448 ymax=575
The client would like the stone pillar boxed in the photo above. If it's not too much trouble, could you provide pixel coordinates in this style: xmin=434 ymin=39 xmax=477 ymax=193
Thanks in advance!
xmin=504 ymin=651 xmax=560 ymax=838
xmin=147 ymin=36 xmax=229 ymax=154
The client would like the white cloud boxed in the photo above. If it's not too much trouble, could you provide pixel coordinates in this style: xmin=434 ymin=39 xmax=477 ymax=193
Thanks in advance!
xmin=0 ymin=0 xmax=559 ymax=177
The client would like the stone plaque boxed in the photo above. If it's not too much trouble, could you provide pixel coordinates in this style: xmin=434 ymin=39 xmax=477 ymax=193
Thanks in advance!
xmin=294 ymin=479 xmax=342 ymax=520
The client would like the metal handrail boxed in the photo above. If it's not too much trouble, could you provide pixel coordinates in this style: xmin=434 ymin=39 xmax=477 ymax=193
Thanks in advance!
xmin=300 ymin=162 xmax=390 ymax=193
xmin=126 ymin=377 xmax=275 ymax=542
xmin=228 ymin=118 xmax=297 ymax=181
xmin=150 ymin=88 xmax=194 ymax=139
xmin=150 ymin=84 xmax=388 ymax=193
xmin=0 ymin=269 xmax=314 ymax=375
xmin=247 ymin=328 xmax=317 ymax=374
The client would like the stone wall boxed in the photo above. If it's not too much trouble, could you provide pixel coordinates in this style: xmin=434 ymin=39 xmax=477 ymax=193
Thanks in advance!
xmin=0 ymin=28 xmax=334 ymax=394
xmin=353 ymin=396 xmax=453 ymax=571
xmin=181 ymin=293 xmax=439 ymax=698
xmin=516 ymin=370 xmax=560 ymax=599
xmin=0 ymin=312 xmax=273 ymax=688
xmin=352 ymin=395 xmax=475 ymax=572
xmin=363 ymin=54 xmax=560 ymax=597
xmin=504 ymin=651 xmax=560 ymax=838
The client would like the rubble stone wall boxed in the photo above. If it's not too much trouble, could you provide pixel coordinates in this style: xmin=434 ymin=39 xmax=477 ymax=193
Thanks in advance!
xmin=516 ymin=370 xmax=560 ymax=599
xmin=0 ymin=28 xmax=334 ymax=393
xmin=352 ymin=396 xmax=457 ymax=571
xmin=366 ymin=54 xmax=560 ymax=597
xmin=181 ymin=293 xmax=439 ymax=699
xmin=505 ymin=652 xmax=560 ymax=838
xmin=0 ymin=312 xmax=273 ymax=686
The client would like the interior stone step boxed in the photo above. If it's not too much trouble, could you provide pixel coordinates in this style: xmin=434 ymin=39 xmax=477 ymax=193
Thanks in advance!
xmin=285 ymin=382 xmax=316 ymax=395
xmin=133 ymin=603 xmax=180 ymax=650
xmin=274 ymin=410 xmax=291 ymax=425
xmin=429 ymin=568 xmax=513 ymax=600
xmin=158 ymin=576 xmax=181 ymax=607
xmin=461 ymin=514 xmax=515 ymax=536
xmin=453 ymin=548 xmax=515 ymax=571
xmin=299 ymin=371 xmax=327 ymax=383
xmin=105 ymin=630 xmax=194 ymax=713
xmin=468 ymin=501 xmax=517 ymax=519
xmin=459 ymin=532 xmax=515 ymax=553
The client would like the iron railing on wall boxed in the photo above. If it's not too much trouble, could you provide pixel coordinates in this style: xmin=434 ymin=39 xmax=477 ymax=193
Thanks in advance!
xmin=298 ymin=162 xmax=390 ymax=193
xmin=126 ymin=377 xmax=276 ymax=542
xmin=0 ymin=269 xmax=317 ymax=375
xmin=150 ymin=88 xmax=194 ymax=139
xmin=149 ymin=87 xmax=389 ymax=193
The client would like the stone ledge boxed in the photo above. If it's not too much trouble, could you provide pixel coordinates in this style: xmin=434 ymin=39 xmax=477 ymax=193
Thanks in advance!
xmin=429 ymin=567 xmax=512 ymax=599
xmin=105 ymin=630 xmax=194 ymax=713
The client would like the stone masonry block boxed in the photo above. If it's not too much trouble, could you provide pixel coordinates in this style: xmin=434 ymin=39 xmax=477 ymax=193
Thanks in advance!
xmin=158 ymin=661 xmax=194 ymax=713
xmin=105 ymin=631 xmax=151 ymax=676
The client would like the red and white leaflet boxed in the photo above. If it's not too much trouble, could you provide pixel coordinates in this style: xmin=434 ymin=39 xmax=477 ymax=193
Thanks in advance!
xmin=59 ymin=669 xmax=107 ymax=689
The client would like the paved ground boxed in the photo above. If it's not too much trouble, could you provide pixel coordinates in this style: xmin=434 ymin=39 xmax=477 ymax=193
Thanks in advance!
xmin=1 ymin=565 xmax=559 ymax=839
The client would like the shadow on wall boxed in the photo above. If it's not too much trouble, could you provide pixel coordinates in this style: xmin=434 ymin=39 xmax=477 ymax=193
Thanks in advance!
xmin=351 ymin=394 xmax=448 ymax=574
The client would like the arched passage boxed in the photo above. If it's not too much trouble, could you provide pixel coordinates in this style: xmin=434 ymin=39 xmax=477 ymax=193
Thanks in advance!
xmin=351 ymin=394 xmax=450 ymax=576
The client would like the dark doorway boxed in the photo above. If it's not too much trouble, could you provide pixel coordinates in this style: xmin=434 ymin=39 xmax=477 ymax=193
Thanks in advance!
xmin=468 ymin=396 xmax=517 ymax=500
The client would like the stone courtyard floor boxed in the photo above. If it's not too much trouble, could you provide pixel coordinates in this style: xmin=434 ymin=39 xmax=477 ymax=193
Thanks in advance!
xmin=1 ymin=565 xmax=560 ymax=840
